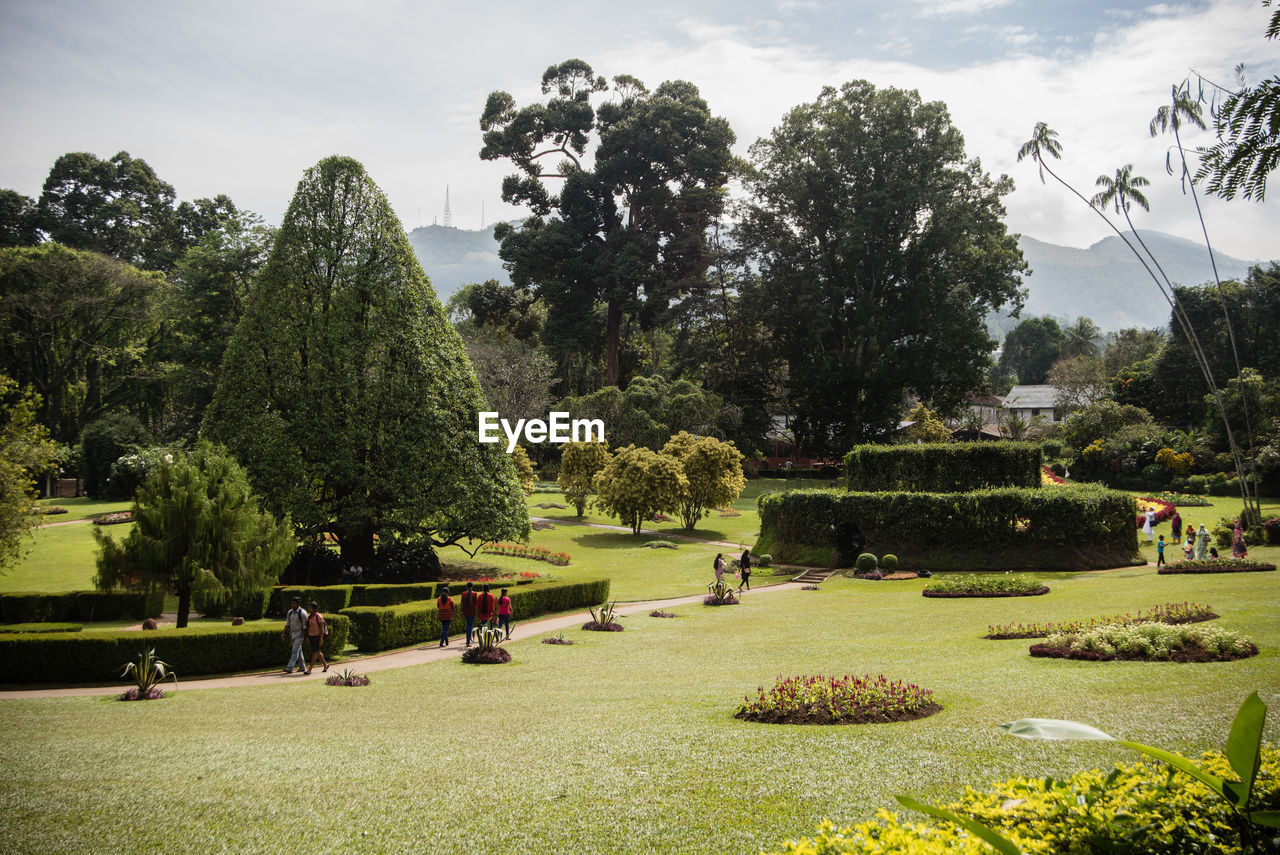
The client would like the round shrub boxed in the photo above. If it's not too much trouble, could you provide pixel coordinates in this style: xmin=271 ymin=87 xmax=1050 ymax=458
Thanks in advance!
xmin=855 ymin=553 xmax=878 ymax=574
xmin=1264 ymin=516 xmax=1280 ymax=545
xmin=1186 ymin=474 xmax=1208 ymax=495
xmin=735 ymin=674 xmax=940 ymax=725
xmin=880 ymin=554 xmax=898 ymax=571
xmin=756 ymin=553 xmax=772 ymax=567
xmin=1245 ymin=525 xmax=1265 ymax=547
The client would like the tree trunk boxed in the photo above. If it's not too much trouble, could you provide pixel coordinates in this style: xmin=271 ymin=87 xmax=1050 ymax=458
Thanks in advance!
xmin=340 ymin=527 xmax=377 ymax=570
xmin=606 ymin=298 xmax=621 ymax=388
xmin=176 ymin=587 xmax=191 ymax=629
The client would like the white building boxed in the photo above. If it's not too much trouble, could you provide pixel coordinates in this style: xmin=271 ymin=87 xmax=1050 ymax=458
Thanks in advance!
xmin=1002 ymin=385 xmax=1068 ymax=424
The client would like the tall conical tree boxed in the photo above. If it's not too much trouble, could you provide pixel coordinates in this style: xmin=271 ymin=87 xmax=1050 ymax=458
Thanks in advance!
xmin=203 ymin=156 xmax=528 ymax=565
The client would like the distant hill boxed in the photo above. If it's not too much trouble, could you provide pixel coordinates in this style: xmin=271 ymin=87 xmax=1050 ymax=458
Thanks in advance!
xmin=1013 ymin=231 xmax=1263 ymax=333
xmin=406 ymin=224 xmax=509 ymax=304
xmin=407 ymin=223 xmax=1268 ymax=332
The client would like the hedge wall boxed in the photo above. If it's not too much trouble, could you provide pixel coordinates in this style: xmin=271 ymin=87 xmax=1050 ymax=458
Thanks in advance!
xmin=351 ymin=583 xmax=436 ymax=607
xmin=195 ymin=588 xmax=272 ymax=621
xmin=0 ymin=591 xmax=165 ymax=624
xmin=844 ymin=442 xmax=1042 ymax=492
xmin=342 ymin=578 xmax=610 ymax=652
xmin=267 ymin=585 xmax=354 ymax=617
xmin=757 ymin=486 xmax=1139 ymax=571
xmin=0 ymin=615 xmax=350 ymax=684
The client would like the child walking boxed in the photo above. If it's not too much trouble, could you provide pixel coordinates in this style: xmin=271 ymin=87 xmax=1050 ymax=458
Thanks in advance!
xmin=1156 ymin=534 xmax=1166 ymax=567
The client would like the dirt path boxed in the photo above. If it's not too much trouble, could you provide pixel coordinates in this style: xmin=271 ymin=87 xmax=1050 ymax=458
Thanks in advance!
xmin=0 ymin=582 xmax=804 ymax=700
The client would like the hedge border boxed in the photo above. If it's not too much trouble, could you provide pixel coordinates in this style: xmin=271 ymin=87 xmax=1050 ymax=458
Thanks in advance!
xmin=1028 ymin=641 xmax=1259 ymax=662
xmin=0 ymin=614 xmax=350 ymax=684
xmin=757 ymin=485 xmax=1140 ymax=571
xmin=1157 ymin=561 xmax=1276 ymax=575
xmin=340 ymin=579 xmax=610 ymax=652
xmin=0 ymin=590 xmax=165 ymax=624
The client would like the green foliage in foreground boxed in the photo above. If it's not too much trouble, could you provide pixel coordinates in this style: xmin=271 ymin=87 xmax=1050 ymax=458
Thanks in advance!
xmin=770 ymin=748 xmax=1280 ymax=854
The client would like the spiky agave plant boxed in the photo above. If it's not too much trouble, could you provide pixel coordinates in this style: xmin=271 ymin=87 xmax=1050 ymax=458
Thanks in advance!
xmin=119 ymin=647 xmax=177 ymax=700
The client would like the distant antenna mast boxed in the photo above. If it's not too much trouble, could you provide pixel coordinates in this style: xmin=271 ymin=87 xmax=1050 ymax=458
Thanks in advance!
xmin=443 ymin=185 xmax=452 ymax=229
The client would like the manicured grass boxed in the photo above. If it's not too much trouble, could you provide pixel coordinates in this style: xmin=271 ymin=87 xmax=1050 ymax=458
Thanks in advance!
xmin=0 ymin=566 xmax=1275 ymax=854
xmin=35 ymin=497 xmax=132 ymax=522
xmin=0 ymin=520 xmax=134 ymax=593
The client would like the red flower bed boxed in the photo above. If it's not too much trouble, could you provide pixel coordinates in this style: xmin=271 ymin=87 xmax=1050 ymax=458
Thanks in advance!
xmin=1041 ymin=465 xmax=1065 ymax=485
xmin=1135 ymin=497 xmax=1176 ymax=528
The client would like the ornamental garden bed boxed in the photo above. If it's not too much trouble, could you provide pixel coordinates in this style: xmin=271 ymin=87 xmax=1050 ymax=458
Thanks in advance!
xmin=1029 ymin=622 xmax=1258 ymax=663
xmin=985 ymin=602 xmax=1217 ymax=639
xmin=922 ymin=574 xmax=1048 ymax=598
xmin=462 ymin=647 xmax=512 ymax=664
xmin=735 ymin=674 xmax=941 ymax=725
xmin=1158 ymin=559 xmax=1276 ymax=574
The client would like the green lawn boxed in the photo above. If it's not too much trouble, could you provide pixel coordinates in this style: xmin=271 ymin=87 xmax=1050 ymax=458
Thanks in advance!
xmin=1 ymin=566 xmax=1276 ymax=854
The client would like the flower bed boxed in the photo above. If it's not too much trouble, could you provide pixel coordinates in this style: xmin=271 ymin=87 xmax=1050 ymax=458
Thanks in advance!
xmin=800 ymin=584 xmax=821 ymax=591
xmin=326 ymin=669 xmax=370 ymax=686
xmin=120 ymin=687 xmax=165 ymax=701
xmin=649 ymin=610 xmax=676 ymax=618
xmin=461 ymin=646 xmax=512 ymax=664
xmin=735 ymin=674 xmax=941 ymax=725
xmin=582 ymin=620 xmax=624 ymax=631
xmin=1158 ymin=558 xmax=1276 ymax=574
xmin=922 ymin=574 xmax=1048 ymax=598
xmin=882 ymin=571 xmax=919 ymax=581
xmin=542 ymin=634 xmax=574 ymax=645
xmin=530 ymin=520 xmax=555 ymax=531
xmin=1156 ymin=491 xmax=1213 ymax=507
xmin=985 ymin=602 xmax=1217 ymax=639
xmin=703 ymin=594 xmax=740 ymax=605
xmin=479 ymin=543 xmax=570 ymax=566
xmin=1135 ymin=496 xmax=1176 ymax=528
xmin=1030 ymin=622 xmax=1257 ymax=662
xmin=1040 ymin=465 xmax=1065 ymax=486
xmin=33 ymin=505 xmax=68 ymax=515
xmin=93 ymin=511 xmax=133 ymax=525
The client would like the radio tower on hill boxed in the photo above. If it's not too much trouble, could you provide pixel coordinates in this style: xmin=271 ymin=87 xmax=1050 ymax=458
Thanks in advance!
xmin=443 ymin=185 xmax=452 ymax=229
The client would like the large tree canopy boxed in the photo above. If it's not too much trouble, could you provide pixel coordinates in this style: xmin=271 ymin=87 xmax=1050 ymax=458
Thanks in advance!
xmin=203 ymin=156 xmax=528 ymax=565
xmin=480 ymin=60 xmax=738 ymax=390
xmin=0 ymin=243 xmax=166 ymax=443
xmin=0 ymin=375 xmax=59 ymax=571
xmin=999 ymin=316 xmax=1066 ymax=386
xmin=736 ymin=81 xmax=1026 ymax=453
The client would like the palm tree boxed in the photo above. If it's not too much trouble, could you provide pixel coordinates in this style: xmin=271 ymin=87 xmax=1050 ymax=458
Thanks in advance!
xmin=1062 ymin=317 xmax=1102 ymax=359
xmin=1018 ymin=123 xmax=1260 ymax=523
xmin=1151 ymin=85 xmax=1260 ymax=519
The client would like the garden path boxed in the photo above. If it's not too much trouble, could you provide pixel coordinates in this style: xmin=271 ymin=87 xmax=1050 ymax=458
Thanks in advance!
xmin=0 ymin=581 xmax=805 ymax=700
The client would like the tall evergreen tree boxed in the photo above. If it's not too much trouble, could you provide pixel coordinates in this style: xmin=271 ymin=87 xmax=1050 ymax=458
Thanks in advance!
xmin=203 ymin=156 xmax=528 ymax=565
xmin=93 ymin=443 xmax=295 ymax=628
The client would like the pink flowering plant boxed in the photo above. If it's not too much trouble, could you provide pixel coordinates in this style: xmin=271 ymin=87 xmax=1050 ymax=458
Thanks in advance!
xmin=985 ymin=602 xmax=1217 ymax=639
xmin=94 ymin=510 xmax=133 ymax=525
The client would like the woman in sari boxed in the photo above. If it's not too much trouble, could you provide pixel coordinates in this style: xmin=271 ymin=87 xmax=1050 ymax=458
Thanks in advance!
xmin=1232 ymin=520 xmax=1248 ymax=559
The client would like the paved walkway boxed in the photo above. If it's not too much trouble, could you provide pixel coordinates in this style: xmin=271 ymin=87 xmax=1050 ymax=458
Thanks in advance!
xmin=0 ymin=582 xmax=804 ymax=700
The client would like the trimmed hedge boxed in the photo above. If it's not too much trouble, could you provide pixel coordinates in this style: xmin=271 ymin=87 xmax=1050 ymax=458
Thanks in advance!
xmin=195 ymin=588 xmax=272 ymax=620
xmin=267 ymin=586 xmax=354 ymax=617
xmin=0 ymin=590 xmax=164 ymax=624
xmin=757 ymin=485 xmax=1140 ymax=570
xmin=0 ymin=614 xmax=350 ymax=684
xmin=341 ymin=578 xmax=610 ymax=652
xmin=351 ymin=583 xmax=436 ymax=607
xmin=844 ymin=441 xmax=1041 ymax=492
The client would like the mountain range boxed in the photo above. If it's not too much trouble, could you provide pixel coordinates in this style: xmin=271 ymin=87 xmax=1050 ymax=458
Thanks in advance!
xmin=407 ymin=224 xmax=1268 ymax=334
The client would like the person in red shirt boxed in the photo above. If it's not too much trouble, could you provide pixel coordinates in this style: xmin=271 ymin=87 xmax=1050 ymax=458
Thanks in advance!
xmin=436 ymin=585 xmax=455 ymax=647
xmin=496 ymin=587 xmax=513 ymax=639
xmin=475 ymin=583 xmax=497 ymax=629
xmin=459 ymin=582 xmax=478 ymax=646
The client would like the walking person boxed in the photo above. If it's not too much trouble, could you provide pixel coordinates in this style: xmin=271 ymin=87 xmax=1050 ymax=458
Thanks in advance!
xmin=305 ymin=601 xmax=328 ymax=674
xmin=460 ymin=582 xmax=477 ymax=646
xmin=496 ymin=587 xmax=513 ymax=639
xmin=476 ymin=583 xmax=496 ymax=630
xmin=738 ymin=549 xmax=752 ymax=591
xmin=1232 ymin=519 xmax=1249 ymax=560
xmin=281 ymin=596 xmax=308 ymax=674
xmin=1155 ymin=535 xmax=1166 ymax=567
xmin=1184 ymin=530 xmax=1195 ymax=560
xmin=1170 ymin=511 xmax=1183 ymax=543
xmin=714 ymin=553 xmax=725 ymax=583
xmin=437 ymin=585 xmax=455 ymax=647
xmin=1142 ymin=507 xmax=1155 ymax=543
xmin=1195 ymin=524 xmax=1210 ymax=560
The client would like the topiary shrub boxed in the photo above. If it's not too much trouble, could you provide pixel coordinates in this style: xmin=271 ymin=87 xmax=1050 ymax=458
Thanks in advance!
xmin=756 ymin=553 xmax=772 ymax=567
xmin=855 ymin=553 xmax=878 ymax=574
xmin=195 ymin=587 xmax=271 ymax=621
xmin=880 ymin=554 xmax=898 ymax=571
xmin=1186 ymin=474 xmax=1208 ymax=495
xmin=1245 ymin=525 xmax=1265 ymax=547
xmin=1264 ymin=516 xmax=1280 ymax=545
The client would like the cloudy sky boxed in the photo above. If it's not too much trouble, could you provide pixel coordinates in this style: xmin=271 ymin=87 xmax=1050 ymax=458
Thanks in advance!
xmin=1 ymin=0 xmax=1275 ymax=261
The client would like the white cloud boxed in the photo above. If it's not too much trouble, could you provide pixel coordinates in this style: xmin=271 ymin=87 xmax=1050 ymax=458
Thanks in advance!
xmin=915 ymin=0 xmax=1021 ymax=18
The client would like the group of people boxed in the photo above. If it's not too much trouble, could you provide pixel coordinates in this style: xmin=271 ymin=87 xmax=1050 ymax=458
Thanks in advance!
xmin=435 ymin=582 xmax=512 ymax=647
xmin=281 ymin=596 xmax=329 ymax=675
xmin=1152 ymin=509 xmax=1248 ymax=566
xmin=713 ymin=549 xmax=753 ymax=590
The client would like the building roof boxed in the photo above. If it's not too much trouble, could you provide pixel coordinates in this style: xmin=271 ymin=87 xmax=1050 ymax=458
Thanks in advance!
xmin=966 ymin=393 xmax=1004 ymax=407
xmin=1003 ymin=385 xmax=1059 ymax=409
